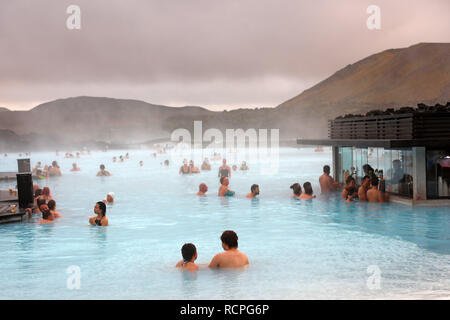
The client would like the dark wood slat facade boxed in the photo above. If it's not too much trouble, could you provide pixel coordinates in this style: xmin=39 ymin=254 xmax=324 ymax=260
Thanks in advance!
xmin=329 ymin=113 xmax=450 ymax=140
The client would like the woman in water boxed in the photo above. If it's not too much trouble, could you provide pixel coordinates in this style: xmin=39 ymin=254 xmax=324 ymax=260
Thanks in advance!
xmin=89 ymin=201 xmax=109 ymax=226
xmin=70 ymin=163 xmax=81 ymax=171
xmin=219 ymin=177 xmax=235 ymax=196
xmin=40 ymin=187 xmax=53 ymax=202
xmin=300 ymin=182 xmax=316 ymax=199
xmin=290 ymin=183 xmax=302 ymax=198
xmin=48 ymin=161 xmax=62 ymax=176
xmin=218 ymin=159 xmax=231 ymax=178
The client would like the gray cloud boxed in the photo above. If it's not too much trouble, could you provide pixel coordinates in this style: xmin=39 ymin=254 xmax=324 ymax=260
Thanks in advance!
xmin=0 ymin=0 xmax=449 ymax=110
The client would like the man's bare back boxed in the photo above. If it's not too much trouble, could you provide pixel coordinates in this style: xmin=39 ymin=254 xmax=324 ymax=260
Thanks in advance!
xmin=208 ymin=249 xmax=249 ymax=269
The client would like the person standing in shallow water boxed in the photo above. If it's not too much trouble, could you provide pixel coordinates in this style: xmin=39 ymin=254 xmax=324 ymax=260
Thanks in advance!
xmin=319 ymin=165 xmax=340 ymax=193
xmin=208 ymin=230 xmax=249 ymax=269
xmin=218 ymin=159 xmax=231 ymax=179
xmin=89 ymin=201 xmax=109 ymax=226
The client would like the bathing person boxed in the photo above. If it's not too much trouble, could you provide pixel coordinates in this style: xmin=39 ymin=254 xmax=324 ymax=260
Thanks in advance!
xmin=319 ymin=165 xmax=340 ymax=193
xmin=176 ymin=243 xmax=199 ymax=271
xmin=139 ymin=161 xmax=144 ymax=167
xmin=40 ymin=187 xmax=53 ymax=202
xmin=218 ymin=159 xmax=231 ymax=178
xmin=32 ymin=162 xmax=42 ymax=174
xmin=232 ymin=165 xmax=237 ymax=172
xmin=89 ymin=201 xmax=109 ymax=226
xmin=112 ymin=156 xmax=117 ymax=163
xmin=358 ymin=176 xmax=371 ymax=201
xmin=97 ymin=164 xmax=111 ymax=176
xmin=48 ymin=161 xmax=62 ymax=176
xmin=300 ymin=182 xmax=316 ymax=199
xmin=39 ymin=203 xmax=54 ymax=223
xmin=240 ymin=161 xmax=249 ymax=171
xmin=345 ymin=192 xmax=355 ymax=202
xmin=246 ymin=184 xmax=259 ymax=198
xmin=104 ymin=192 xmax=115 ymax=204
xmin=363 ymin=164 xmax=376 ymax=180
xmin=218 ymin=177 xmax=235 ymax=196
xmin=290 ymin=183 xmax=302 ymax=198
xmin=208 ymin=230 xmax=249 ymax=269
xmin=163 ymin=159 xmax=169 ymax=166
xmin=189 ymin=160 xmax=200 ymax=173
xmin=70 ymin=163 xmax=81 ymax=172
xmin=197 ymin=183 xmax=208 ymax=196
xmin=201 ymin=158 xmax=211 ymax=171
xmin=341 ymin=176 xmax=357 ymax=199
xmin=179 ymin=161 xmax=190 ymax=174
xmin=119 ymin=155 xmax=124 ymax=162
xmin=367 ymin=176 xmax=389 ymax=203
xmin=47 ymin=200 xmax=61 ymax=218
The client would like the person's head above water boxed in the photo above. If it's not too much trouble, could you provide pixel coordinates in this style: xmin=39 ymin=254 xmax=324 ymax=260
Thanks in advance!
xmin=251 ymin=184 xmax=259 ymax=195
xmin=100 ymin=164 xmax=105 ymax=170
xmin=222 ymin=159 xmax=227 ymax=165
xmin=345 ymin=176 xmax=355 ymax=186
xmin=323 ymin=165 xmax=331 ymax=175
xmin=199 ymin=183 xmax=208 ymax=193
xmin=47 ymin=200 xmax=56 ymax=211
xmin=106 ymin=192 xmax=114 ymax=203
xmin=181 ymin=243 xmax=197 ymax=263
xmin=362 ymin=175 xmax=371 ymax=187
xmin=95 ymin=201 xmax=106 ymax=216
xmin=303 ymin=182 xmax=313 ymax=195
xmin=42 ymin=187 xmax=51 ymax=197
xmin=290 ymin=183 xmax=302 ymax=196
xmin=221 ymin=230 xmax=238 ymax=250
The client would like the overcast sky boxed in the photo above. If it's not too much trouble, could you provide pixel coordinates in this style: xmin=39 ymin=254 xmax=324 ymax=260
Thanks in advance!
xmin=0 ymin=0 xmax=449 ymax=110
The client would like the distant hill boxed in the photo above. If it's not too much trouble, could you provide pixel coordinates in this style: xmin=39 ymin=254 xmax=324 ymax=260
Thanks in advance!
xmin=0 ymin=42 xmax=448 ymax=150
xmin=274 ymin=43 xmax=450 ymax=137
xmin=0 ymin=107 xmax=9 ymax=112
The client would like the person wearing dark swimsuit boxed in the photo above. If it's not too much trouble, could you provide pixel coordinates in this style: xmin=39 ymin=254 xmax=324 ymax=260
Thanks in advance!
xmin=218 ymin=159 xmax=231 ymax=178
xmin=179 ymin=162 xmax=191 ymax=175
xmin=89 ymin=201 xmax=109 ymax=226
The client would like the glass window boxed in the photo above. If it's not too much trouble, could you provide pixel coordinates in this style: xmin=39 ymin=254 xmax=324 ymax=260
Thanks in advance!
xmin=426 ymin=149 xmax=450 ymax=199
xmin=384 ymin=148 xmax=413 ymax=198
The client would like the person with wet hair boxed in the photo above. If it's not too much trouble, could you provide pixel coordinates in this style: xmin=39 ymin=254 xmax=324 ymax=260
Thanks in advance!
xmin=208 ymin=230 xmax=249 ymax=269
xmin=246 ymin=184 xmax=260 ymax=198
xmin=89 ymin=201 xmax=109 ymax=226
xmin=290 ymin=183 xmax=302 ymax=198
xmin=300 ymin=182 xmax=316 ymax=199
xmin=176 ymin=243 xmax=199 ymax=271
xmin=48 ymin=161 xmax=62 ymax=176
xmin=218 ymin=177 xmax=235 ymax=197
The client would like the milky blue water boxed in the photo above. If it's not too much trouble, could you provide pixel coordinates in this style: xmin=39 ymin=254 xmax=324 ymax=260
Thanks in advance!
xmin=0 ymin=148 xmax=449 ymax=299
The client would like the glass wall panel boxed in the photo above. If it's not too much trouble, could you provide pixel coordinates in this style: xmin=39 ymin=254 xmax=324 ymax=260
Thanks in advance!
xmin=384 ymin=148 xmax=413 ymax=198
xmin=426 ymin=149 xmax=450 ymax=199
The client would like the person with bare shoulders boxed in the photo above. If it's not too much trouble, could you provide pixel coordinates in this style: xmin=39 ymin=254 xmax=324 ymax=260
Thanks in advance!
xmin=201 ymin=158 xmax=211 ymax=171
xmin=290 ymin=183 xmax=302 ymax=198
xmin=179 ymin=161 xmax=190 ymax=175
xmin=218 ymin=177 xmax=235 ymax=196
xmin=218 ymin=159 xmax=231 ymax=178
xmin=176 ymin=243 xmax=199 ymax=271
xmin=197 ymin=183 xmax=208 ymax=196
xmin=47 ymin=200 xmax=62 ymax=218
xmin=246 ymin=184 xmax=259 ymax=198
xmin=89 ymin=201 xmax=109 ymax=226
xmin=319 ymin=165 xmax=340 ymax=193
xmin=300 ymin=182 xmax=316 ymax=199
xmin=358 ymin=176 xmax=371 ymax=201
xmin=103 ymin=192 xmax=115 ymax=204
xmin=342 ymin=176 xmax=357 ymax=199
xmin=189 ymin=160 xmax=200 ymax=173
xmin=367 ymin=176 xmax=389 ymax=203
xmin=208 ymin=230 xmax=249 ymax=269
xmin=48 ymin=161 xmax=62 ymax=176
xmin=97 ymin=164 xmax=111 ymax=176
xmin=71 ymin=163 xmax=81 ymax=171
